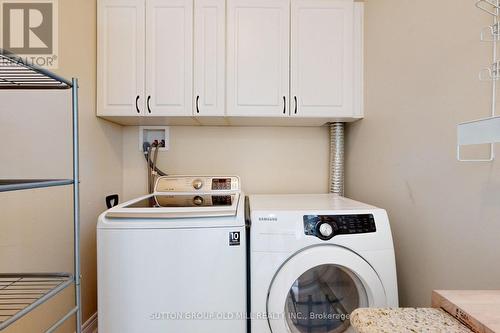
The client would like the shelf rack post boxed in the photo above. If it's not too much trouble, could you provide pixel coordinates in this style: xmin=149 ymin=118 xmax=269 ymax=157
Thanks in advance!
xmin=72 ymin=78 xmax=82 ymax=333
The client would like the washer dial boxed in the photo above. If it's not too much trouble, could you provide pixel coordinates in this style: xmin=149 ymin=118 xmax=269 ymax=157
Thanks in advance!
xmin=192 ymin=179 xmax=203 ymax=190
xmin=193 ymin=196 xmax=204 ymax=206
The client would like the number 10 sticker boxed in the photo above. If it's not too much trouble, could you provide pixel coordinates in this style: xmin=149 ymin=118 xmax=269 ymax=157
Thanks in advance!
xmin=229 ymin=232 xmax=240 ymax=246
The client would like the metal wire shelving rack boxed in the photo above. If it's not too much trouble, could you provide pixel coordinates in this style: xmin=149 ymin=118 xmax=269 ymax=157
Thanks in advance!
xmin=0 ymin=49 xmax=81 ymax=333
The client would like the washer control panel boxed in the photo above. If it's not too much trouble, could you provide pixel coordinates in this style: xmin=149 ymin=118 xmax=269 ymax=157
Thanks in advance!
xmin=156 ymin=176 xmax=240 ymax=193
xmin=211 ymin=178 xmax=233 ymax=191
xmin=303 ymin=214 xmax=376 ymax=240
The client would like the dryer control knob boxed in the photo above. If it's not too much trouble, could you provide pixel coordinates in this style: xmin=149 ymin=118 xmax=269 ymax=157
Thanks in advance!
xmin=318 ymin=223 xmax=334 ymax=238
xmin=192 ymin=179 xmax=203 ymax=190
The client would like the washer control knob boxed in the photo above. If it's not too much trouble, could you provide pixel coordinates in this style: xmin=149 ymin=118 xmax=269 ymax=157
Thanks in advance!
xmin=192 ymin=179 xmax=203 ymax=190
xmin=318 ymin=223 xmax=334 ymax=238
xmin=193 ymin=196 xmax=204 ymax=206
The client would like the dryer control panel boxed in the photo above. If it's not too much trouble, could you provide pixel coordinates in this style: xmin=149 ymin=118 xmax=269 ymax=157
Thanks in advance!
xmin=303 ymin=214 xmax=376 ymax=240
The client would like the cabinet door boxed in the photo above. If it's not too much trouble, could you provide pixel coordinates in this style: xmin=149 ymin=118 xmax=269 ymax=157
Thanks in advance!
xmin=146 ymin=0 xmax=193 ymax=116
xmin=98 ymin=0 xmax=145 ymax=116
xmin=227 ymin=0 xmax=290 ymax=117
xmin=291 ymin=0 xmax=355 ymax=118
xmin=194 ymin=0 xmax=225 ymax=116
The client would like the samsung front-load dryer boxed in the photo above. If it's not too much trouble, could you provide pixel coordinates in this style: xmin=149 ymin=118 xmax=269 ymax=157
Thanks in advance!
xmin=98 ymin=176 xmax=246 ymax=333
xmin=248 ymin=194 xmax=398 ymax=333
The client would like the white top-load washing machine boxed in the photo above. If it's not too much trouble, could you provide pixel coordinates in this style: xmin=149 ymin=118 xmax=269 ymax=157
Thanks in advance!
xmin=248 ymin=194 xmax=398 ymax=333
xmin=98 ymin=176 xmax=247 ymax=333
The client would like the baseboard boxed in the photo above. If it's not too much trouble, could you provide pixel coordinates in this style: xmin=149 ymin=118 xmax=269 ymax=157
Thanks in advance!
xmin=82 ymin=313 xmax=97 ymax=333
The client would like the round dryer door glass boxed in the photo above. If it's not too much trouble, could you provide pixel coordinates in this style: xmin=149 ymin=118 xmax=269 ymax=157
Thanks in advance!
xmin=284 ymin=264 xmax=368 ymax=333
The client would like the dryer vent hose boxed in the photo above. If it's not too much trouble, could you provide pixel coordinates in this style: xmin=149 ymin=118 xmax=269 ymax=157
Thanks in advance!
xmin=329 ymin=122 xmax=345 ymax=196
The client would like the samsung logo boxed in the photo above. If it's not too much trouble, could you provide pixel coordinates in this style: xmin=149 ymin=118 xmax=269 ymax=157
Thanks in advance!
xmin=259 ymin=216 xmax=278 ymax=222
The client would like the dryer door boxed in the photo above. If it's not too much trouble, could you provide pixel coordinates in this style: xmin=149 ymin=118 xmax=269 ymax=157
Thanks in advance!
xmin=267 ymin=245 xmax=386 ymax=333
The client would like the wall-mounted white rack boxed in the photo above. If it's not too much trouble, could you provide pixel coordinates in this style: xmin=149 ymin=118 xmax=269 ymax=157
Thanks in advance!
xmin=480 ymin=21 xmax=500 ymax=41
xmin=457 ymin=1 xmax=500 ymax=161
xmin=458 ymin=115 xmax=500 ymax=145
xmin=479 ymin=61 xmax=500 ymax=81
xmin=477 ymin=0 xmax=500 ymax=16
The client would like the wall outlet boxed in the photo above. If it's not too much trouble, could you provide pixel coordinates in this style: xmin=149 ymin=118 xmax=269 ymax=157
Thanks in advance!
xmin=139 ymin=126 xmax=170 ymax=152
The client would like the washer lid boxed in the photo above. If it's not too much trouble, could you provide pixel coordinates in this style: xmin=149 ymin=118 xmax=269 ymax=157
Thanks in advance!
xmin=105 ymin=193 xmax=240 ymax=219
xmin=267 ymin=246 xmax=386 ymax=333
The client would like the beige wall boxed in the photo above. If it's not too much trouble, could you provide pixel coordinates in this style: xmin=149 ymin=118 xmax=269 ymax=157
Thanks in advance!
xmin=0 ymin=0 xmax=122 ymax=331
xmin=122 ymin=126 xmax=330 ymax=200
xmin=346 ymin=0 xmax=500 ymax=307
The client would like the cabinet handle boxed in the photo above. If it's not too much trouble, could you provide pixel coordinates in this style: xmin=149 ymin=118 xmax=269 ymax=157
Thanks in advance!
xmin=135 ymin=95 xmax=141 ymax=113
xmin=283 ymin=96 xmax=286 ymax=114
xmin=196 ymin=95 xmax=200 ymax=114
xmin=147 ymin=96 xmax=152 ymax=113
xmin=294 ymin=96 xmax=298 ymax=114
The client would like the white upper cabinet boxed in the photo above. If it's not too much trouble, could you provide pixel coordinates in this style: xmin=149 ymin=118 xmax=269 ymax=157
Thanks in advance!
xmin=194 ymin=0 xmax=226 ymax=116
xmin=146 ymin=0 xmax=193 ymax=116
xmin=226 ymin=0 xmax=290 ymax=117
xmin=291 ymin=0 xmax=358 ymax=118
xmin=98 ymin=0 xmax=145 ymax=116
xmin=97 ymin=0 xmax=364 ymax=125
xmin=98 ymin=0 xmax=193 ymax=118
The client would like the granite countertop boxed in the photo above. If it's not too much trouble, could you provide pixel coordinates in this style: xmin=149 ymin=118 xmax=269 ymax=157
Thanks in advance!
xmin=350 ymin=308 xmax=473 ymax=333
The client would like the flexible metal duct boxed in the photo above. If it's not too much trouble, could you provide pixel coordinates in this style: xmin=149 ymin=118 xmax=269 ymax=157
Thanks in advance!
xmin=329 ymin=122 xmax=345 ymax=196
